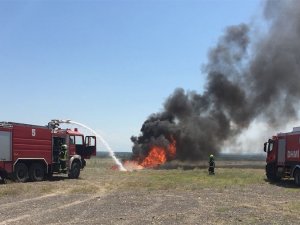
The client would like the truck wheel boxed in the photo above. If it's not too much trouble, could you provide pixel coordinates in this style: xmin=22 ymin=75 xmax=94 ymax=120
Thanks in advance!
xmin=0 ymin=177 xmax=6 ymax=184
xmin=29 ymin=163 xmax=45 ymax=182
xmin=266 ymin=163 xmax=281 ymax=182
xmin=0 ymin=171 xmax=7 ymax=184
xmin=294 ymin=169 xmax=300 ymax=186
xmin=68 ymin=161 xmax=81 ymax=179
xmin=81 ymin=159 xmax=86 ymax=169
xmin=14 ymin=163 xmax=29 ymax=182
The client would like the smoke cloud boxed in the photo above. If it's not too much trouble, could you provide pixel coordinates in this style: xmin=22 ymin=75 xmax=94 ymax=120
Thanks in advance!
xmin=131 ymin=0 xmax=300 ymax=161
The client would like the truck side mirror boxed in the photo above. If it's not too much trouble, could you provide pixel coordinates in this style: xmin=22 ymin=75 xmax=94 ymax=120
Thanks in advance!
xmin=264 ymin=142 xmax=267 ymax=152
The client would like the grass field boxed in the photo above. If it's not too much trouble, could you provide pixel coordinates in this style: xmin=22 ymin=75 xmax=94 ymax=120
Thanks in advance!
xmin=0 ymin=157 xmax=266 ymax=196
xmin=0 ymin=157 xmax=300 ymax=224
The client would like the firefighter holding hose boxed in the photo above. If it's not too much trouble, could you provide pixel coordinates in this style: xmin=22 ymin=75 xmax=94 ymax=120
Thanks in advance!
xmin=208 ymin=154 xmax=215 ymax=175
xmin=59 ymin=144 xmax=68 ymax=172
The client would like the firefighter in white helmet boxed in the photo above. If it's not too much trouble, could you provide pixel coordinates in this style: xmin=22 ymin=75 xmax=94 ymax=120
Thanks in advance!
xmin=208 ymin=154 xmax=215 ymax=175
xmin=59 ymin=144 xmax=68 ymax=172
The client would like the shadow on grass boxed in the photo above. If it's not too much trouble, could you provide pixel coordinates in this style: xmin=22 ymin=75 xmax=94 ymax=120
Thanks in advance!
xmin=46 ymin=176 xmax=69 ymax=182
xmin=265 ymin=178 xmax=299 ymax=189
xmin=48 ymin=175 xmax=83 ymax=182
xmin=2 ymin=174 xmax=83 ymax=184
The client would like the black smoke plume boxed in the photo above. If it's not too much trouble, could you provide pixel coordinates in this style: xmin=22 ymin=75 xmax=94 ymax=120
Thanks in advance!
xmin=131 ymin=0 xmax=300 ymax=161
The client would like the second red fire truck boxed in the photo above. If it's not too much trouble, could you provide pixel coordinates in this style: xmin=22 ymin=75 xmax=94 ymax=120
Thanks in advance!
xmin=264 ymin=127 xmax=300 ymax=186
xmin=0 ymin=120 xmax=96 ymax=182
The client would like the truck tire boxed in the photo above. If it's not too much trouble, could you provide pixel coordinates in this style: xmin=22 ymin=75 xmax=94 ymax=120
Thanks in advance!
xmin=29 ymin=163 xmax=45 ymax=182
xmin=68 ymin=161 xmax=81 ymax=179
xmin=81 ymin=159 xmax=86 ymax=169
xmin=0 ymin=177 xmax=6 ymax=184
xmin=266 ymin=163 xmax=281 ymax=182
xmin=0 ymin=171 xmax=7 ymax=184
xmin=294 ymin=169 xmax=300 ymax=186
xmin=14 ymin=163 xmax=29 ymax=182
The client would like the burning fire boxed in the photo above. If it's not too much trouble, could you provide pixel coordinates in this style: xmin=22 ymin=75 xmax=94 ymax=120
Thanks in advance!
xmin=120 ymin=137 xmax=176 ymax=171
xmin=141 ymin=137 xmax=176 ymax=167
xmin=140 ymin=146 xmax=167 ymax=167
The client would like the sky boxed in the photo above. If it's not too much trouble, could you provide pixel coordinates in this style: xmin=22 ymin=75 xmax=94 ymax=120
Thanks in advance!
xmin=0 ymin=0 xmax=263 ymax=152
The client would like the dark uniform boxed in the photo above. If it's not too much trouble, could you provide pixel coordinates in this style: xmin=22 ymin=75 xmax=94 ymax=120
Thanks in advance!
xmin=208 ymin=154 xmax=215 ymax=175
xmin=59 ymin=144 xmax=68 ymax=172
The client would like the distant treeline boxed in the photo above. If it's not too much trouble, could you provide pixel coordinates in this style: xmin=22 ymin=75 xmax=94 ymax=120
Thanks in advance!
xmin=96 ymin=151 xmax=132 ymax=159
xmin=218 ymin=153 xmax=265 ymax=161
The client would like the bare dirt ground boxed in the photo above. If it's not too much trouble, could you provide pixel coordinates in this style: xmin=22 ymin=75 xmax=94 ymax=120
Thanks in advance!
xmin=0 ymin=159 xmax=300 ymax=225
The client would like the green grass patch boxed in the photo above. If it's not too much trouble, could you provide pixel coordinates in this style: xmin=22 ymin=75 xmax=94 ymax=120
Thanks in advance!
xmin=0 ymin=157 xmax=267 ymax=197
xmin=109 ymin=168 xmax=265 ymax=191
xmin=83 ymin=158 xmax=266 ymax=192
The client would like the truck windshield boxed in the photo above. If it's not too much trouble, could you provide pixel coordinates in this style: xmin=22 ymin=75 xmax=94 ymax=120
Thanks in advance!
xmin=75 ymin=136 xmax=83 ymax=145
xmin=268 ymin=140 xmax=274 ymax=152
xmin=69 ymin=135 xmax=83 ymax=145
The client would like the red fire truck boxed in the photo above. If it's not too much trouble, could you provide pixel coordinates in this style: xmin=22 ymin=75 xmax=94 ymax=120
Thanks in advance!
xmin=264 ymin=127 xmax=300 ymax=185
xmin=0 ymin=120 xmax=96 ymax=183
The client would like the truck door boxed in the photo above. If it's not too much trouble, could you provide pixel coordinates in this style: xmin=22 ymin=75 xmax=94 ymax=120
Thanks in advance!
xmin=278 ymin=139 xmax=286 ymax=166
xmin=85 ymin=136 xmax=96 ymax=157
xmin=68 ymin=135 xmax=77 ymax=156
xmin=0 ymin=131 xmax=12 ymax=161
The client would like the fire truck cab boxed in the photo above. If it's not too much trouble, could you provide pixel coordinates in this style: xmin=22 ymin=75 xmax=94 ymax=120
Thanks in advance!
xmin=264 ymin=127 xmax=300 ymax=186
xmin=0 ymin=121 xmax=96 ymax=183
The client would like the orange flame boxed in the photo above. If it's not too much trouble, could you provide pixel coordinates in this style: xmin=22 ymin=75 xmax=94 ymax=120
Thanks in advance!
xmin=140 ymin=137 xmax=177 ymax=168
xmin=140 ymin=146 xmax=167 ymax=168
xmin=118 ymin=137 xmax=177 ymax=171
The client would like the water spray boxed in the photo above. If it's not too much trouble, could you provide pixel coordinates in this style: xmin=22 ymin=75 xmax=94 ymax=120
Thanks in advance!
xmin=52 ymin=119 xmax=127 ymax=171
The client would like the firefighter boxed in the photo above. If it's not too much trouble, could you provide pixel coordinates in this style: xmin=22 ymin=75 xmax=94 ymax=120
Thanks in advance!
xmin=208 ymin=154 xmax=215 ymax=175
xmin=59 ymin=144 xmax=68 ymax=172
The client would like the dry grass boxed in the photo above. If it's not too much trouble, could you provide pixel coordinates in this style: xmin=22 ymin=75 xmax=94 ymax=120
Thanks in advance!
xmin=75 ymin=157 xmax=266 ymax=193
xmin=1 ymin=157 xmax=300 ymax=224
xmin=0 ymin=157 xmax=265 ymax=197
